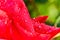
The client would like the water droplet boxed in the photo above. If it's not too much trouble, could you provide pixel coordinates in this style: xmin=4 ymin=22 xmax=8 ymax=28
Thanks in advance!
xmin=25 ymin=20 xmax=27 ymax=23
xmin=14 ymin=4 xmax=21 ymax=13
xmin=38 ymin=26 xmax=41 ymax=28
xmin=48 ymin=30 xmax=52 ymax=33
xmin=0 ymin=2 xmax=1 ymax=6
xmin=5 ymin=21 xmax=7 ymax=24
xmin=5 ymin=0 xmax=7 ymax=2
xmin=0 ymin=19 xmax=1 ymax=21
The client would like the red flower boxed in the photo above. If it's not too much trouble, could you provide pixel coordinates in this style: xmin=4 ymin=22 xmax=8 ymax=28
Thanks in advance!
xmin=0 ymin=0 xmax=60 ymax=40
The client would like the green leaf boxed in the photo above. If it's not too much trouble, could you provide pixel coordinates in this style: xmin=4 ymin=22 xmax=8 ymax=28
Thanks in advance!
xmin=55 ymin=16 xmax=60 ymax=27
xmin=48 ymin=4 xmax=59 ymax=23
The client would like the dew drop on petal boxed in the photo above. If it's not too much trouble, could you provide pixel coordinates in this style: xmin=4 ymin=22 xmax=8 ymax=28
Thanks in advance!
xmin=25 ymin=20 xmax=27 ymax=23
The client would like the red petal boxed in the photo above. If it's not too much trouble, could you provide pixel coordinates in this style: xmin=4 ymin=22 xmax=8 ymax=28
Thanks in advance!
xmin=0 ymin=0 xmax=35 ymax=34
xmin=33 ymin=16 xmax=48 ymax=23
xmin=0 ymin=10 xmax=11 ymax=39
xmin=0 ymin=0 xmax=60 ymax=40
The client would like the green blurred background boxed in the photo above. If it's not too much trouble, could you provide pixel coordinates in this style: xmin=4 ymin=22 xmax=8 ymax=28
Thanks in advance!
xmin=24 ymin=0 xmax=60 ymax=40
xmin=24 ymin=0 xmax=60 ymax=27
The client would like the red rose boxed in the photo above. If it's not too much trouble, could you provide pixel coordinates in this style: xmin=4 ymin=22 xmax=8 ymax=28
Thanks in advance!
xmin=0 ymin=0 xmax=60 ymax=40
